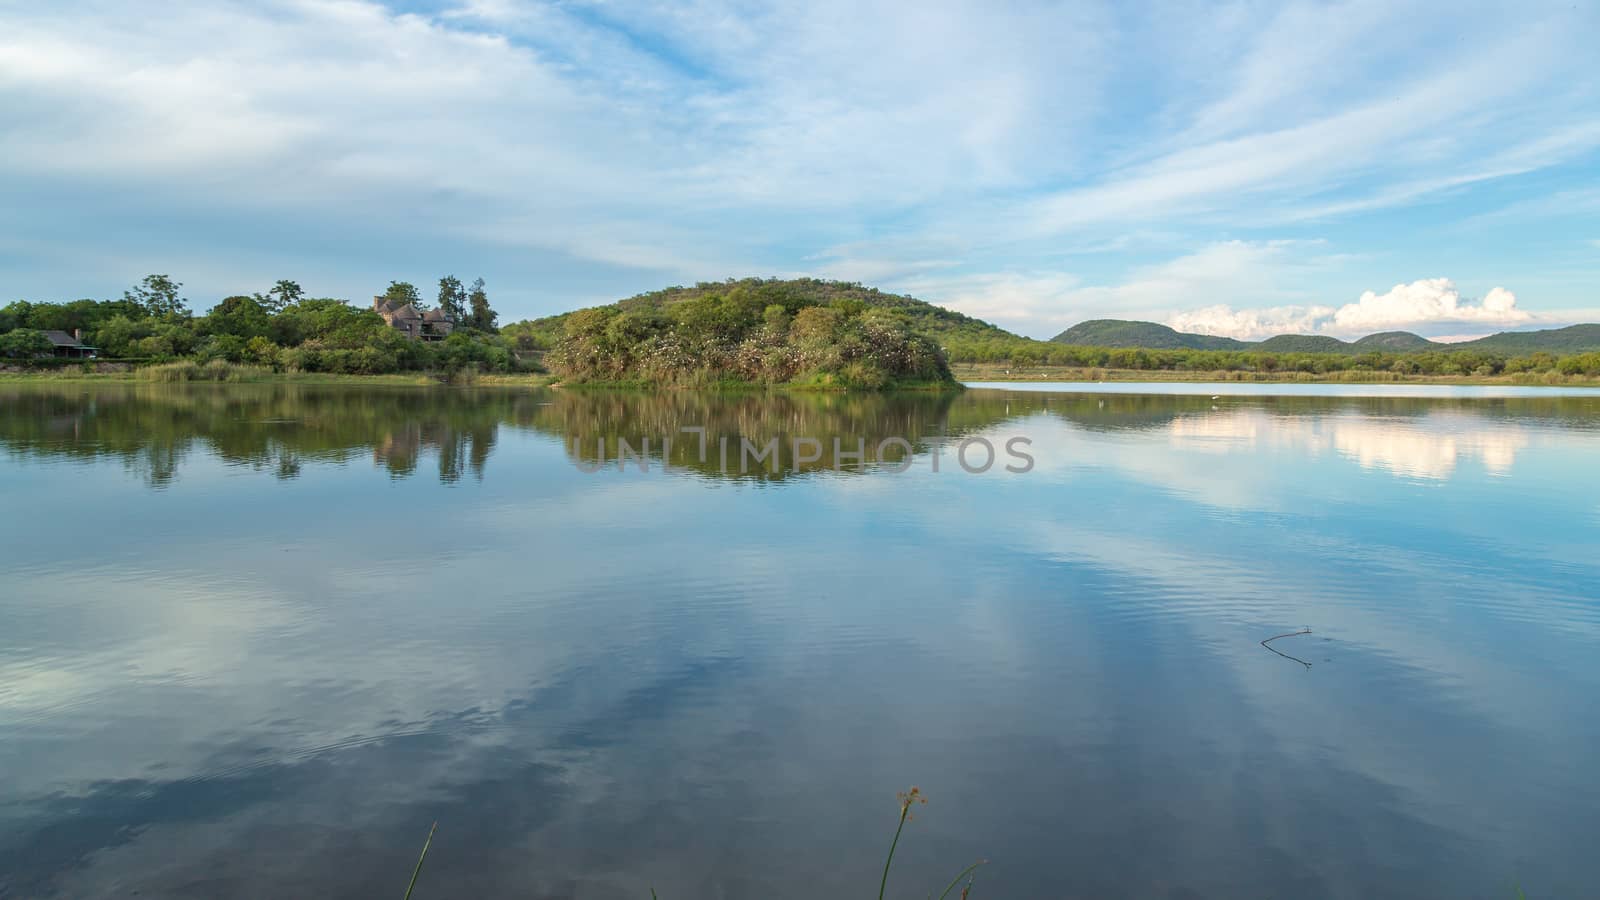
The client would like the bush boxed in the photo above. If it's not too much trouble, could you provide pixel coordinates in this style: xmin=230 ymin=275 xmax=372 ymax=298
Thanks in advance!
xmin=138 ymin=361 xmax=203 ymax=381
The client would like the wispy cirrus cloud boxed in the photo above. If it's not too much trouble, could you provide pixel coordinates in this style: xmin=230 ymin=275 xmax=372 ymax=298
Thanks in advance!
xmin=0 ymin=0 xmax=1595 ymax=324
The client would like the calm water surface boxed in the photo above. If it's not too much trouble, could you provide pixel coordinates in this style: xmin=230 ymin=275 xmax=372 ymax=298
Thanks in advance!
xmin=2 ymin=383 xmax=1597 ymax=899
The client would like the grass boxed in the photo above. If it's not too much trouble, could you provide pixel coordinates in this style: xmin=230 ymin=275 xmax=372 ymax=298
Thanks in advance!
xmin=401 ymin=787 xmax=985 ymax=899
xmin=402 ymin=822 xmax=436 ymax=900
xmin=395 ymin=787 xmax=1536 ymax=898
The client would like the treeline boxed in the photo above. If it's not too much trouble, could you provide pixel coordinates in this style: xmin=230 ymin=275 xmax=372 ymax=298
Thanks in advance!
xmin=1 ymin=275 xmax=538 ymax=375
xmin=546 ymin=281 xmax=954 ymax=388
xmin=941 ymin=338 xmax=1600 ymax=377
xmin=501 ymin=277 xmax=1022 ymax=352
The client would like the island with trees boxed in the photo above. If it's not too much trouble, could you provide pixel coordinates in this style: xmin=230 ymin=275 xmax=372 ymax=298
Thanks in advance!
xmin=4 ymin=276 xmax=1599 ymax=387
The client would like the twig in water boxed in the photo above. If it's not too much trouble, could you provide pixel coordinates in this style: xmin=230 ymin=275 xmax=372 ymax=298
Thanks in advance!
xmin=403 ymin=822 xmax=437 ymax=900
xmin=1261 ymin=628 xmax=1314 ymax=669
xmin=935 ymin=860 xmax=987 ymax=900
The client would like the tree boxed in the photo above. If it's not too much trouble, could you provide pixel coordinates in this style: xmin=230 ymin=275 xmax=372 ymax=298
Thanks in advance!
xmin=467 ymin=277 xmax=496 ymax=331
xmin=381 ymin=281 xmax=424 ymax=310
xmin=0 ymin=301 xmax=31 ymax=333
xmin=265 ymin=279 xmax=304 ymax=314
xmin=204 ymin=295 xmax=272 ymax=339
xmin=436 ymin=275 xmax=466 ymax=323
xmin=0 ymin=328 xmax=53 ymax=358
xmin=124 ymin=274 xmax=188 ymax=318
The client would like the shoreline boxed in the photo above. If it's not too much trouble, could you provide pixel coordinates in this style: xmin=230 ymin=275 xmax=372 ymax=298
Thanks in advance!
xmin=0 ymin=366 xmax=960 ymax=392
xmin=4 ymin=365 xmax=1598 ymax=390
xmin=0 ymin=369 xmax=560 ymax=388
xmin=949 ymin=364 xmax=1600 ymax=388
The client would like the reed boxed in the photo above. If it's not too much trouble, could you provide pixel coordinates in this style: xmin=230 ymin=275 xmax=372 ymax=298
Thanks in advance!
xmin=400 ymin=788 xmax=987 ymax=899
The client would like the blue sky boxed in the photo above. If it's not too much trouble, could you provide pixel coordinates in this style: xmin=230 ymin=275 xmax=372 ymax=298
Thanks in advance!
xmin=1 ymin=0 xmax=1596 ymax=339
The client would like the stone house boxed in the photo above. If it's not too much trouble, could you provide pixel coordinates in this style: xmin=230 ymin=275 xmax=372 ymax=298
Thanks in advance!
xmin=373 ymin=298 xmax=454 ymax=341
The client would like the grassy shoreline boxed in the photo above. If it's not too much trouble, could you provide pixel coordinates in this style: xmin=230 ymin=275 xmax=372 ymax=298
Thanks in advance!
xmin=6 ymin=363 xmax=1599 ymax=389
xmin=0 ymin=367 xmax=560 ymax=388
xmin=0 ymin=362 xmax=959 ymax=391
xmin=952 ymin=363 xmax=1600 ymax=387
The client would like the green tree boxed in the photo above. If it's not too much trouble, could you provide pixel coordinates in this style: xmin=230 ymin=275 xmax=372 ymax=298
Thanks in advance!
xmin=436 ymin=275 xmax=466 ymax=323
xmin=382 ymin=281 xmax=424 ymax=309
xmin=203 ymin=295 xmax=272 ymax=339
xmin=467 ymin=277 xmax=496 ymax=331
xmin=0 ymin=328 xmax=52 ymax=358
xmin=124 ymin=274 xmax=188 ymax=318
xmin=0 ymin=301 xmax=30 ymax=333
xmin=264 ymin=279 xmax=304 ymax=314
xmin=243 ymin=336 xmax=282 ymax=367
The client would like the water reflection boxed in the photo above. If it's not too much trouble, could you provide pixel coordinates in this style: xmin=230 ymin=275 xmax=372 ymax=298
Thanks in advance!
xmin=4 ymin=384 xmax=1597 ymax=487
xmin=1167 ymin=409 xmax=1533 ymax=479
xmin=3 ymin=384 xmax=1599 ymax=898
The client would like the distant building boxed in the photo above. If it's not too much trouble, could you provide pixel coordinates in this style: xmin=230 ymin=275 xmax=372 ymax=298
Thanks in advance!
xmin=42 ymin=329 xmax=98 ymax=358
xmin=373 ymin=298 xmax=454 ymax=341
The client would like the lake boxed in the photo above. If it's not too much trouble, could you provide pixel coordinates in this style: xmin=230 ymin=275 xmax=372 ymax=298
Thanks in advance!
xmin=2 ymin=382 xmax=1597 ymax=899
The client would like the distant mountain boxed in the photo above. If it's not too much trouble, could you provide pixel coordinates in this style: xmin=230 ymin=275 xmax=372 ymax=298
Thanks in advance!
xmin=1450 ymin=324 xmax=1600 ymax=354
xmin=1050 ymin=319 xmax=1600 ymax=354
xmin=1049 ymin=319 xmax=1247 ymax=350
xmin=1351 ymin=331 xmax=1434 ymax=351
xmin=1254 ymin=334 xmax=1351 ymax=353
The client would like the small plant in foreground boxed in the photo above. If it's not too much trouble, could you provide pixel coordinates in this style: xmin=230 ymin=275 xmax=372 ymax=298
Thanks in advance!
xmin=402 ymin=788 xmax=986 ymax=899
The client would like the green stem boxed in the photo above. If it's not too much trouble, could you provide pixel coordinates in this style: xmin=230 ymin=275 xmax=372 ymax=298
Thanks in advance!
xmin=402 ymin=822 xmax=437 ymax=900
xmin=935 ymin=861 xmax=986 ymax=900
xmin=878 ymin=806 xmax=910 ymax=900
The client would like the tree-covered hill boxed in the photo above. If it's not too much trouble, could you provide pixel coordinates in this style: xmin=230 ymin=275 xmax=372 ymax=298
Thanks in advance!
xmin=505 ymin=278 xmax=1022 ymax=350
xmin=1050 ymin=318 xmax=1600 ymax=355
xmin=1253 ymin=334 xmax=1352 ymax=354
xmin=1351 ymin=331 xmax=1434 ymax=351
xmin=1049 ymin=319 xmax=1247 ymax=350
xmin=1452 ymin=324 xmax=1600 ymax=353
xmin=515 ymin=278 xmax=964 ymax=389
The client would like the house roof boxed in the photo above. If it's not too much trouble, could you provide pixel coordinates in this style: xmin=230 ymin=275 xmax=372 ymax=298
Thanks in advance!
xmin=422 ymin=308 xmax=450 ymax=321
xmin=42 ymin=330 xmax=93 ymax=348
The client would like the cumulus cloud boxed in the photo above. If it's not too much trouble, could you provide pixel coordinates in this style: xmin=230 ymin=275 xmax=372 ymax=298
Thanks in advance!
xmin=1167 ymin=304 xmax=1336 ymax=340
xmin=1168 ymin=279 xmax=1533 ymax=339
xmin=1334 ymin=280 xmax=1527 ymax=330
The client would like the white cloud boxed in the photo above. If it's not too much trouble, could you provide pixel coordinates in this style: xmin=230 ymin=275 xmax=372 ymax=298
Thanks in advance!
xmin=1168 ymin=278 xmax=1533 ymax=339
xmin=0 ymin=1 xmax=1597 ymax=318
xmin=1166 ymin=303 xmax=1336 ymax=340
xmin=1334 ymin=280 xmax=1527 ymax=331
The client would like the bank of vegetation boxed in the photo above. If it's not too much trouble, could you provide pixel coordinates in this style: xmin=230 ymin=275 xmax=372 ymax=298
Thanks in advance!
xmin=8 ymin=275 xmax=1600 ymax=387
xmin=0 ymin=274 xmax=539 ymax=377
xmin=948 ymin=342 xmax=1600 ymax=379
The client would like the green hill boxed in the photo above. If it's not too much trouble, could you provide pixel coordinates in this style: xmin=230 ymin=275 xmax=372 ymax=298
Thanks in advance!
xmin=510 ymin=278 xmax=1024 ymax=349
xmin=509 ymin=277 xmax=1000 ymax=388
xmin=1351 ymin=331 xmax=1436 ymax=351
xmin=1049 ymin=319 xmax=1600 ymax=355
xmin=1049 ymin=320 xmax=1246 ymax=350
xmin=1255 ymin=334 xmax=1352 ymax=353
xmin=1452 ymin=324 xmax=1600 ymax=354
